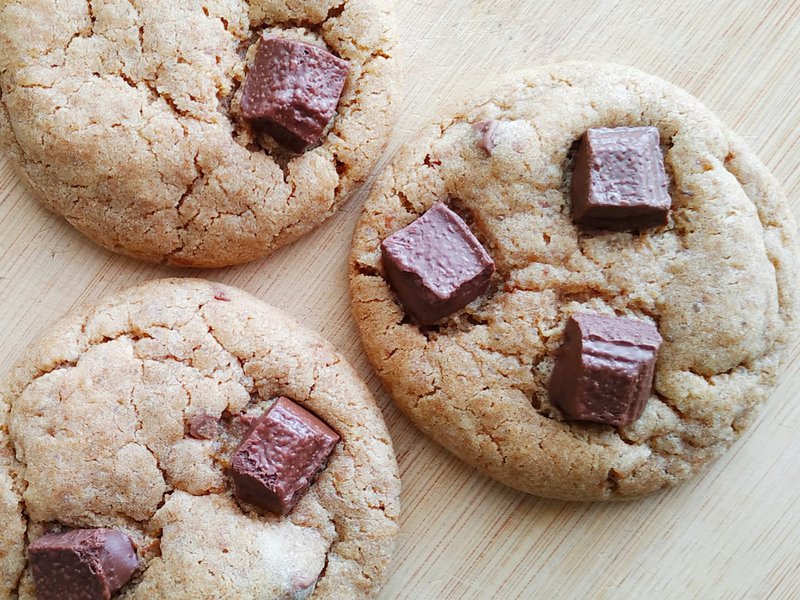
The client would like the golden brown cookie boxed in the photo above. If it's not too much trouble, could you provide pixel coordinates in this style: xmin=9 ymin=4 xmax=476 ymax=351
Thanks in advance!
xmin=349 ymin=62 xmax=800 ymax=500
xmin=0 ymin=0 xmax=400 ymax=267
xmin=0 ymin=278 xmax=400 ymax=598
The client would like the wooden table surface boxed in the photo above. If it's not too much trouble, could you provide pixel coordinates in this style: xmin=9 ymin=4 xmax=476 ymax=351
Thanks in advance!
xmin=2 ymin=1 xmax=799 ymax=598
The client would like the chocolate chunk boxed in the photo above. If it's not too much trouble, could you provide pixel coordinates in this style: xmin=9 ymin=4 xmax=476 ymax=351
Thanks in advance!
xmin=473 ymin=119 xmax=498 ymax=155
xmin=381 ymin=203 xmax=495 ymax=325
xmin=548 ymin=313 xmax=662 ymax=427
xmin=570 ymin=126 xmax=671 ymax=229
xmin=240 ymin=36 xmax=349 ymax=152
xmin=29 ymin=528 xmax=138 ymax=600
xmin=230 ymin=397 xmax=339 ymax=515
xmin=187 ymin=413 xmax=219 ymax=440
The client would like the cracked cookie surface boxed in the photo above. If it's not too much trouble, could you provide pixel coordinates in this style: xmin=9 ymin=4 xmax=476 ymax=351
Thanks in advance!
xmin=0 ymin=0 xmax=400 ymax=267
xmin=0 ymin=278 xmax=400 ymax=598
xmin=349 ymin=63 xmax=800 ymax=500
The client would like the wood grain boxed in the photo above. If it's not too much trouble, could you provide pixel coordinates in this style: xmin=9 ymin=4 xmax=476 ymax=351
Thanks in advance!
xmin=2 ymin=1 xmax=799 ymax=598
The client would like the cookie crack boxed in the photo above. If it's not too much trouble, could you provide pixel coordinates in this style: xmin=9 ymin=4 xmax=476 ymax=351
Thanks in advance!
xmin=324 ymin=1 xmax=348 ymax=23
xmin=604 ymin=468 xmax=621 ymax=492
xmin=130 ymin=359 xmax=172 ymax=515
xmin=50 ymin=0 xmax=96 ymax=61
xmin=141 ymin=75 xmax=193 ymax=121
xmin=395 ymin=190 xmax=415 ymax=216
xmin=432 ymin=387 xmax=510 ymax=467
xmin=273 ymin=0 xmax=348 ymax=31
xmin=352 ymin=262 xmax=382 ymax=278
xmin=315 ymin=517 xmax=335 ymax=584
xmin=196 ymin=307 xmax=248 ymax=377
xmin=86 ymin=0 xmax=96 ymax=38
xmin=175 ymin=153 xmax=205 ymax=215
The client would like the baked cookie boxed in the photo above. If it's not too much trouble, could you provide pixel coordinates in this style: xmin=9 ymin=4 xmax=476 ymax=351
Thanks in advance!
xmin=349 ymin=62 xmax=800 ymax=500
xmin=0 ymin=278 xmax=400 ymax=598
xmin=0 ymin=0 xmax=400 ymax=267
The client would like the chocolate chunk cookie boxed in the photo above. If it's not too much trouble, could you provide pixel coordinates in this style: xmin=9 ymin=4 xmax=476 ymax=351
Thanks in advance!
xmin=0 ymin=278 xmax=400 ymax=598
xmin=349 ymin=63 xmax=800 ymax=500
xmin=0 ymin=0 xmax=400 ymax=267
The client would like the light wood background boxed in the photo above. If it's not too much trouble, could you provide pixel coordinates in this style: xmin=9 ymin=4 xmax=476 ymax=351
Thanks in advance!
xmin=2 ymin=1 xmax=799 ymax=598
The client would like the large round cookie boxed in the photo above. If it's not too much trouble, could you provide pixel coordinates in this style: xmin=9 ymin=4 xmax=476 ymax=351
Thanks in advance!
xmin=349 ymin=63 xmax=800 ymax=501
xmin=0 ymin=0 xmax=399 ymax=267
xmin=0 ymin=278 xmax=400 ymax=598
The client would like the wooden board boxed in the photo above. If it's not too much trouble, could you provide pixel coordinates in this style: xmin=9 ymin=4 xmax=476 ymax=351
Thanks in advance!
xmin=2 ymin=1 xmax=799 ymax=598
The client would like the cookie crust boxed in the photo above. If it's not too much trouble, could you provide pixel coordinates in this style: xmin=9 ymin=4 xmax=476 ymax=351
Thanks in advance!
xmin=0 ymin=278 xmax=400 ymax=598
xmin=349 ymin=62 xmax=799 ymax=500
xmin=0 ymin=0 xmax=400 ymax=267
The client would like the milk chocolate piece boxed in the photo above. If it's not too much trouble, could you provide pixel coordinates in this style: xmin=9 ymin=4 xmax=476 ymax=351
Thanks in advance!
xmin=240 ymin=36 xmax=349 ymax=152
xmin=28 ymin=528 xmax=138 ymax=600
xmin=549 ymin=313 xmax=662 ymax=426
xmin=381 ymin=203 xmax=495 ymax=325
xmin=230 ymin=397 xmax=339 ymax=515
xmin=187 ymin=413 xmax=219 ymax=440
xmin=570 ymin=126 xmax=671 ymax=229
xmin=473 ymin=119 xmax=498 ymax=155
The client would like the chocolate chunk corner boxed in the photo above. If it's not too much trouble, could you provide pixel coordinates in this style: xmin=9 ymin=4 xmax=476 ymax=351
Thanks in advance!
xmin=548 ymin=312 xmax=662 ymax=427
xmin=380 ymin=202 xmax=495 ymax=325
xmin=29 ymin=528 xmax=138 ymax=600
xmin=230 ymin=397 xmax=340 ymax=515
xmin=187 ymin=413 xmax=219 ymax=440
xmin=240 ymin=36 xmax=350 ymax=152
xmin=570 ymin=126 xmax=671 ymax=230
xmin=473 ymin=119 xmax=498 ymax=155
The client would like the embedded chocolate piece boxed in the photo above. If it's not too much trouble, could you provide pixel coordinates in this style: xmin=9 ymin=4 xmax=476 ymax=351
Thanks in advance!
xmin=28 ymin=528 xmax=138 ymax=600
xmin=570 ymin=126 xmax=671 ymax=229
xmin=240 ymin=36 xmax=350 ymax=152
xmin=187 ymin=413 xmax=219 ymax=440
xmin=473 ymin=119 xmax=498 ymax=155
xmin=381 ymin=203 xmax=495 ymax=325
xmin=548 ymin=313 xmax=662 ymax=427
xmin=230 ymin=397 xmax=339 ymax=515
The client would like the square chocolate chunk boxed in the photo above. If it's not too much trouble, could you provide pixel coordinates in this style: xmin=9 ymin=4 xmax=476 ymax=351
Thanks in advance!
xmin=548 ymin=313 xmax=662 ymax=427
xmin=230 ymin=397 xmax=340 ymax=515
xmin=240 ymin=36 xmax=349 ymax=152
xmin=29 ymin=528 xmax=139 ymax=600
xmin=570 ymin=126 xmax=671 ymax=229
xmin=381 ymin=202 xmax=495 ymax=325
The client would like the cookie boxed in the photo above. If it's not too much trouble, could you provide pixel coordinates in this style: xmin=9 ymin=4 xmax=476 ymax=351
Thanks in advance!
xmin=0 ymin=278 xmax=400 ymax=598
xmin=0 ymin=0 xmax=400 ymax=267
xmin=349 ymin=62 xmax=800 ymax=500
